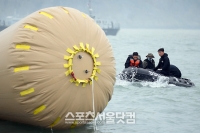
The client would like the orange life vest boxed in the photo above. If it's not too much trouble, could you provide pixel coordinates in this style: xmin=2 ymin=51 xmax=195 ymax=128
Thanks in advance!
xmin=130 ymin=59 xmax=140 ymax=67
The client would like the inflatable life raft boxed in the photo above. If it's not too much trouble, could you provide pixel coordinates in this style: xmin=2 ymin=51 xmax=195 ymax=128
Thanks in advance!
xmin=0 ymin=7 xmax=116 ymax=129
xmin=119 ymin=67 xmax=195 ymax=87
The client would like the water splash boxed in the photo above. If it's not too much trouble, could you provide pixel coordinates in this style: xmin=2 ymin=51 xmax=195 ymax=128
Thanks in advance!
xmin=116 ymin=74 xmax=175 ymax=88
xmin=115 ymin=74 xmax=133 ymax=87
xmin=140 ymin=75 xmax=171 ymax=88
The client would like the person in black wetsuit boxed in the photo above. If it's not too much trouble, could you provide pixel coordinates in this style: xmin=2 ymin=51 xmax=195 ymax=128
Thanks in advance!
xmin=169 ymin=65 xmax=182 ymax=78
xmin=154 ymin=48 xmax=170 ymax=76
xmin=143 ymin=53 xmax=155 ymax=70
xmin=124 ymin=52 xmax=143 ymax=68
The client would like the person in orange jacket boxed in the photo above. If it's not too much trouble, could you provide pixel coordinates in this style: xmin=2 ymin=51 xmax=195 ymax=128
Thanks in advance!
xmin=125 ymin=52 xmax=143 ymax=68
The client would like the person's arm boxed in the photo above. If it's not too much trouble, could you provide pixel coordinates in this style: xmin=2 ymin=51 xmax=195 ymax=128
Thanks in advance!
xmin=152 ymin=60 xmax=156 ymax=69
xmin=162 ymin=57 xmax=170 ymax=70
xmin=139 ymin=60 xmax=143 ymax=68
xmin=143 ymin=60 xmax=148 ymax=69
xmin=154 ymin=60 xmax=161 ymax=71
xmin=124 ymin=57 xmax=130 ymax=68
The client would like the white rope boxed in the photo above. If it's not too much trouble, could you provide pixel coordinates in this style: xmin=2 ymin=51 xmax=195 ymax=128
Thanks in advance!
xmin=91 ymin=79 xmax=97 ymax=131
xmin=51 ymin=127 xmax=53 ymax=133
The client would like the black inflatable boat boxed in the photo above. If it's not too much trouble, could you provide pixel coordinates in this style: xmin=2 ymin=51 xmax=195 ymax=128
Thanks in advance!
xmin=119 ymin=67 xmax=195 ymax=87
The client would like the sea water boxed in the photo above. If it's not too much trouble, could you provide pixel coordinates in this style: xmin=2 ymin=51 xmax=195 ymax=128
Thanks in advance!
xmin=1 ymin=29 xmax=200 ymax=133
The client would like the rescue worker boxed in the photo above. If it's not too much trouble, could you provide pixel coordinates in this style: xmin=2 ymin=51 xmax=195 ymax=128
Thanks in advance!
xmin=169 ymin=65 xmax=182 ymax=78
xmin=143 ymin=53 xmax=155 ymax=69
xmin=154 ymin=48 xmax=170 ymax=76
xmin=125 ymin=52 xmax=143 ymax=68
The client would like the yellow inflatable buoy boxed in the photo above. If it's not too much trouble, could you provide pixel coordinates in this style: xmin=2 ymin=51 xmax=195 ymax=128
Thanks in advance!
xmin=0 ymin=7 xmax=115 ymax=129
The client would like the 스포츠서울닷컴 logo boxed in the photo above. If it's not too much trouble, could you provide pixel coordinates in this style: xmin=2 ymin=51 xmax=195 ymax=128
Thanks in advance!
xmin=65 ymin=111 xmax=136 ymax=125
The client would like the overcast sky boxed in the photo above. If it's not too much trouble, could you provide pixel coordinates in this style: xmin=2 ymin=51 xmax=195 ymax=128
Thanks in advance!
xmin=0 ymin=0 xmax=200 ymax=29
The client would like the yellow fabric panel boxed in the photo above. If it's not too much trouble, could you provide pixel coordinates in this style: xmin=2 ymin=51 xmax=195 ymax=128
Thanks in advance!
xmin=67 ymin=48 xmax=75 ymax=54
xmin=94 ymin=76 xmax=98 ymax=81
xmin=73 ymin=45 xmax=80 ymax=51
xmin=86 ymin=43 xmax=90 ymax=51
xmin=70 ymin=78 xmax=75 ymax=83
xmin=82 ymin=83 xmax=87 ymax=87
xmin=91 ymin=47 xmax=95 ymax=54
xmin=33 ymin=105 xmax=46 ymax=115
xmin=76 ymin=79 xmax=86 ymax=83
xmin=50 ymin=117 xmax=61 ymax=127
xmin=20 ymin=88 xmax=35 ymax=96
xmin=39 ymin=12 xmax=54 ymax=19
xmin=15 ymin=44 xmax=30 ymax=50
xmin=62 ymin=8 xmax=69 ymax=14
xmin=82 ymin=13 xmax=87 ymax=18
xmin=96 ymin=69 xmax=101 ymax=73
xmin=65 ymin=70 xmax=70 ymax=76
xmin=64 ymin=55 xmax=73 ymax=60
xmin=94 ymin=62 xmax=101 ymax=66
xmin=80 ymin=42 xmax=85 ymax=50
xmin=14 ymin=66 xmax=29 ymax=73
xmin=93 ymin=53 xmax=99 ymax=58
xmin=24 ymin=24 xmax=38 ymax=31
xmin=75 ymin=82 xmax=79 ymax=86
xmin=70 ymin=120 xmax=78 ymax=128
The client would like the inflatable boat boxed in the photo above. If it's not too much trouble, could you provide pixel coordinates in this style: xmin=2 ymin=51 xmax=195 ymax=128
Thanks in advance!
xmin=119 ymin=67 xmax=195 ymax=87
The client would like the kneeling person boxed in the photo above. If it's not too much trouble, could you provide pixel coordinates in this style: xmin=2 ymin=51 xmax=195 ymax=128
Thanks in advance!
xmin=125 ymin=52 xmax=143 ymax=68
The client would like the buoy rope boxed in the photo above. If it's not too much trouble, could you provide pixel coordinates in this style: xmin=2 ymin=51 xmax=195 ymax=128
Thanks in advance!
xmin=91 ymin=78 xmax=97 ymax=130
xmin=51 ymin=127 xmax=53 ymax=133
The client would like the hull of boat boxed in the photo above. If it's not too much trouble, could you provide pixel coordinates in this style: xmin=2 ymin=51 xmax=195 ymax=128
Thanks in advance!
xmin=0 ymin=26 xmax=7 ymax=31
xmin=119 ymin=67 xmax=195 ymax=87
xmin=103 ymin=28 xmax=120 ymax=36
